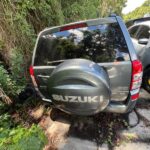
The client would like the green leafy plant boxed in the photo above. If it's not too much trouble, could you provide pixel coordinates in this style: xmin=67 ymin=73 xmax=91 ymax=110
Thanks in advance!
xmin=0 ymin=125 xmax=47 ymax=150
xmin=10 ymin=48 xmax=26 ymax=86
xmin=0 ymin=64 xmax=24 ymax=99
xmin=0 ymin=112 xmax=47 ymax=150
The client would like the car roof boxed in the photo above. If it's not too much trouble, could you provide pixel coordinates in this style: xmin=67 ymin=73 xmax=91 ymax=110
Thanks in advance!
xmin=126 ymin=17 xmax=150 ymax=28
xmin=128 ymin=21 xmax=150 ymax=29
xmin=136 ymin=21 xmax=150 ymax=26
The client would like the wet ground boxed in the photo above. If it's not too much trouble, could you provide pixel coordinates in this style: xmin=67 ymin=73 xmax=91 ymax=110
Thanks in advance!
xmin=43 ymin=89 xmax=150 ymax=150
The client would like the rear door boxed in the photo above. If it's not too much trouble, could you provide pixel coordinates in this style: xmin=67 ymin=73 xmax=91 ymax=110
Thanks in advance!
xmin=32 ymin=17 xmax=132 ymax=102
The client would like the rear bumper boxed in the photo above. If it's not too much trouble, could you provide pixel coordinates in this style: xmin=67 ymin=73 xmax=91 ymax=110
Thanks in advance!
xmin=41 ymin=96 xmax=137 ymax=114
xmin=36 ymin=86 xmax=137 ymax=114
xmin=42 ymin=95 xmax=137 ymax=115
xmin=105 ymin=97 xmax=137 ymax=113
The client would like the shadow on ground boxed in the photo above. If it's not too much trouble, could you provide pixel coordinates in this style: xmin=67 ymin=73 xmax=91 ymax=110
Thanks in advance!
xmin=48 ymin=107 xmax=128 ymax=150
xmin=39 ymin=91 xmax=150 ymax=150
xmin=43 ymin=89 xmax=150 ymax=150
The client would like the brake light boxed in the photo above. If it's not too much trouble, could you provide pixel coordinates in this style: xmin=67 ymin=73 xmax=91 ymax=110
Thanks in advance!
xmin=130 ymin=60 xmax=143 ymax=101
xmin=29 ymin=66 xmax=34 ymax=76
xmin=29 ymin=66 xmax=38 ymax=88
xmin=60 ymin=23 xmax=87 ymax=31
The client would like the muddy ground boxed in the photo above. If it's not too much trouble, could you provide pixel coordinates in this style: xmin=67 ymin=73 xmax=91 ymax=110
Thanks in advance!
xmin=41 ymin=89 xmax=150 ymax=150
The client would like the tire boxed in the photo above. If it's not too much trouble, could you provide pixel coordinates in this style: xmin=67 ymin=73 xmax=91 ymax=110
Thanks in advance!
xmin=143 ymin=67 xmax=150 ymax=93
xmin=47 ymin=59 xmax=111 ymax=115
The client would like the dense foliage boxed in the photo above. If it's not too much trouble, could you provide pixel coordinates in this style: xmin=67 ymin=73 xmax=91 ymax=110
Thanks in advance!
xmin=124 ymin=0 xmax=150 ymax=20
xmin=0 ymin=111 xmax=47 ymax=150
xmin=0 ymin=65 xmax=23 ymax=98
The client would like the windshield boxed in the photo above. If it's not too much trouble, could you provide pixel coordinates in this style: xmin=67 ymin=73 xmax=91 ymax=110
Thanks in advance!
xmin=34 ymin=22 xmax=130 ymax=66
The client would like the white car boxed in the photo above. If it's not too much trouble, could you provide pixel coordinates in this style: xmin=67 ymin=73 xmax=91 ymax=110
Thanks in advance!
xmin=128 ymin=21 xmax=150 ymax=93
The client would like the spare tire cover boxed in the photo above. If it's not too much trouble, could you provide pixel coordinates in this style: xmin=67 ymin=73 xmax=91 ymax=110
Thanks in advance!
xmin=47 ymin=59 xmax=111 ymax=115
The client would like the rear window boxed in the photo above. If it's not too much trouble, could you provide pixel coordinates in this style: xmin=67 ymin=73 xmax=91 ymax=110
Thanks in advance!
xmin=34 ymin=22 xmax=130 ymax=66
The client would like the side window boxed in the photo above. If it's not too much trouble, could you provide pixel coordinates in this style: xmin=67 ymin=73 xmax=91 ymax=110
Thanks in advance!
xmin=137 ymin=25 xmax=150 ymax=40
xmin=128 ymin=26 xmax=140 ymax=39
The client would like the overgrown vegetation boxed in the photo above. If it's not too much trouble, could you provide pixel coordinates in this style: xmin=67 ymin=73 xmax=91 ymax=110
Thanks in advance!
xmin=0 ymin=98 xmax=48 ymax=150
xmin=0 ymin=109 xmax=47 ymax=150
xmin=0 ymin=65 xmax=23 ymax=99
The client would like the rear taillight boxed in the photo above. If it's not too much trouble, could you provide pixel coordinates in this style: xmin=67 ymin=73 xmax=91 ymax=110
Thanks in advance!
xmin=29 ymin=66 xmax=38 ymax=87
xmin=130 ymin=60 xmax=143 ymax=101
xmin=29 ymin=66 xmax=34 ymax=76
xmin=60 ymin=23 xmax=87 ymax=31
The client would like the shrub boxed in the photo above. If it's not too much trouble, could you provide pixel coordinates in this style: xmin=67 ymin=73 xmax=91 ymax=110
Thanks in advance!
xmin=10 ymin=48 xmax=27 ymax=86
xmin=0 ymin=113 xmax=47 ymax=150
xmin=0 ymin=64 xmax=24 ymax=99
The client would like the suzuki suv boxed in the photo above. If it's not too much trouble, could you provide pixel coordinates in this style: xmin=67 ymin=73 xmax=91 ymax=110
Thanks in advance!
xmin=30 ymin=16 xmax=142 ymax=115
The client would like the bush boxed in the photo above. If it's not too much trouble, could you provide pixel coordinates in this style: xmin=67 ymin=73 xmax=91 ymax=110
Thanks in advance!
xmin=10 ymin=48 xmax=27 ymax=86
xmin=0 ymin=113 xmax=47 ymax=150
xmin=0 ymin=64 xmax=24 ymax=100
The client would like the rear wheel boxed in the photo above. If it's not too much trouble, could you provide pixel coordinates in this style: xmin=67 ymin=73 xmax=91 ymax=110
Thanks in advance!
xmin=143 ymin=68 xmax=150 ymax=93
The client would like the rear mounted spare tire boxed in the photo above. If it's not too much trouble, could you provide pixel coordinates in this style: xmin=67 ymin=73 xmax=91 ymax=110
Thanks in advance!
xmin=47 ymin=59 xmax=111 ymax=115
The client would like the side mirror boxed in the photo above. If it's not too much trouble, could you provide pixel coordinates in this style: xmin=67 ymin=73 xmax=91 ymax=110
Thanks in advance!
xmin=138 ymin=38 xmax=149 ymax=45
